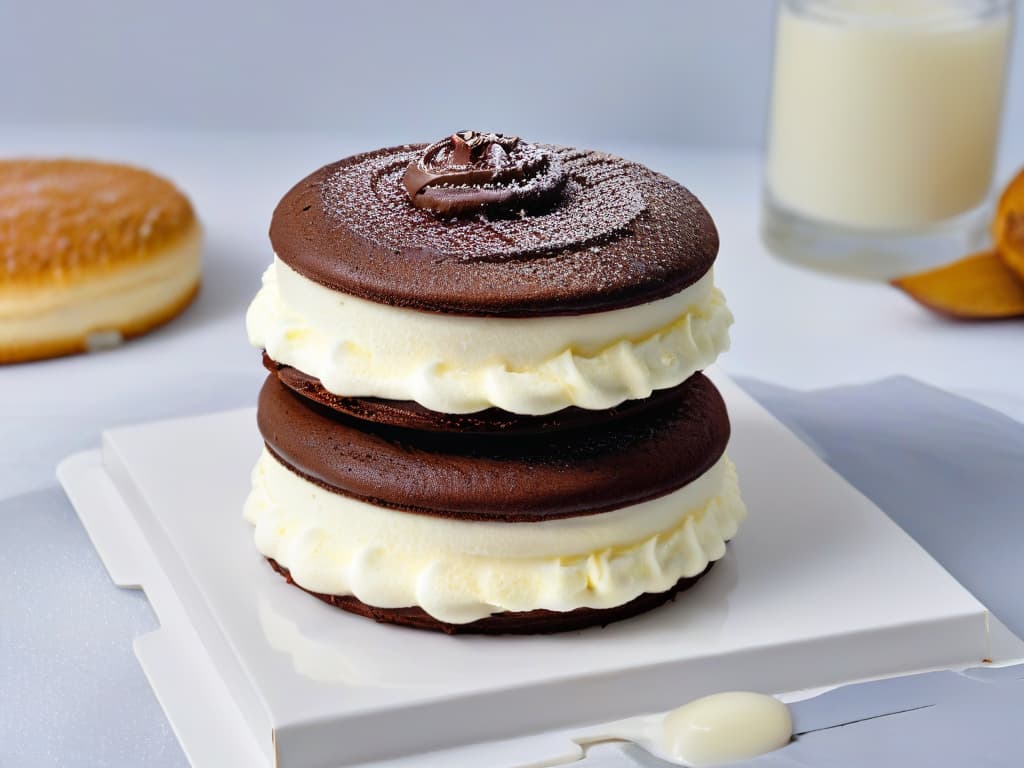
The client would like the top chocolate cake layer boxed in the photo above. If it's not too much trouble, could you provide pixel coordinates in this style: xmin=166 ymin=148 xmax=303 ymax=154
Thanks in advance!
xmin=269 ymin=134 xmax=719 ymax=317
xmin=257 ymin=372 xmax=730 ymax=522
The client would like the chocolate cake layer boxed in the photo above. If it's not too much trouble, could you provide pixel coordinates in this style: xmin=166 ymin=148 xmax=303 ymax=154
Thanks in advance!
xmin=269 ymin=140 xmax=718 ymax=317
xmin=263 ymin=351 xmax=693 ymax=434
xmin=257 ymin=372 xmax=730 ymax=522
xmin=268 ymin=558 xmax=715 ymax=635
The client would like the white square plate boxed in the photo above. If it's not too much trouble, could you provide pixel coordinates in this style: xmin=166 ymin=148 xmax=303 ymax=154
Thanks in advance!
xmin=58 ymin=371 xmax=989 ymax=768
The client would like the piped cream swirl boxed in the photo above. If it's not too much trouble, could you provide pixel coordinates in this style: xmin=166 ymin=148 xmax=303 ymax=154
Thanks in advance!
xmin=244 ymin=448 xmax=745 ymax=624
xmin=246 ymin=258 xmax=733 ymax=415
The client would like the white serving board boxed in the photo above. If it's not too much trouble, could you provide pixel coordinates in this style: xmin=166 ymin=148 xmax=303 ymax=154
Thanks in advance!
xmin=57 ymin=371 xmax=990 ymax=768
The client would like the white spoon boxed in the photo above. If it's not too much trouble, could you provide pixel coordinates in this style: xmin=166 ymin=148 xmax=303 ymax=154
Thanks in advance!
xmin=516 ymin=692 xmax=793 ymax=768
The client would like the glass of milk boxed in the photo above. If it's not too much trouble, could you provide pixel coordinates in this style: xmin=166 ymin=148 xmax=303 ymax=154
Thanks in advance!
xmin=762 ymin=0 xmax=1014 ymax=279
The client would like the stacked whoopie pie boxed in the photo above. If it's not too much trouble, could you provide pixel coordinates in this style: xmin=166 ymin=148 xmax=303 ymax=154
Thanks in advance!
xmin=245 ymin=131 xmax=745 ymax=634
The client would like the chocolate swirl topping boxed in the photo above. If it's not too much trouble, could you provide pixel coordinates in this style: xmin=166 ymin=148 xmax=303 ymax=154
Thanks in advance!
xmin=402 ymin=131 xmax=567 ymax=215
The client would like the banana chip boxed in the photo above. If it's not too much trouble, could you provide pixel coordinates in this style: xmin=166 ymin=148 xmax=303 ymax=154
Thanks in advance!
xmin=994 ymin=168 xmax=1024 ymax=282
xmin=892 ymin=250 xmax=1024 ymax=320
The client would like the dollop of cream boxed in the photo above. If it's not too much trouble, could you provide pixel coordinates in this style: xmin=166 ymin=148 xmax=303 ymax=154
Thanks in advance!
xmin=244 ymin=448 xmax=746 ymax=624
xmin=660 ymin=692 xmax=792 ymax=766
xmin=246 ymin=258 xmax=733 ymax=416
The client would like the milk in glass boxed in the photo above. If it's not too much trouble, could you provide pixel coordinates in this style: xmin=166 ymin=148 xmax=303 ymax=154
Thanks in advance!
xmin=762 ymin=0 xmax=1014 ymax=278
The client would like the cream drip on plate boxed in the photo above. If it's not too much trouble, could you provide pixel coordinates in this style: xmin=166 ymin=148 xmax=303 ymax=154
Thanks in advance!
xmin=659 ymin=692 xmax=793 ymax=765
xmin=522 ymin=692 xmax=792 ymax=768
xmin=246 ymin=257 xmax=732 ymax=415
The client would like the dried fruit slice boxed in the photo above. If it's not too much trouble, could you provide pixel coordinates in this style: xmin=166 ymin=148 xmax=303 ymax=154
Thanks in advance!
xmin=892 ymin=250 xmax=1024 ymax=319
xmin=994 ymin=168 xmax=1024 ymax=281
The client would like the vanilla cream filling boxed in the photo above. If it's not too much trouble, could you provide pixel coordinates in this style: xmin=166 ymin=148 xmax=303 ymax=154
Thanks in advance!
xmin=244 ymin=448 xmax=745 ymax=624
xmin=0 ymin=229 xmax=201 ymax=346
xmin=246 ymin=258 xmax=733 ymax=415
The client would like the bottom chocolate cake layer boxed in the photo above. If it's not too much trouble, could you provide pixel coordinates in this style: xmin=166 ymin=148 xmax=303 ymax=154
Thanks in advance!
xmin=267 ymin=557 xmax=715 ymax=635
xmin=263 ymin=351 xmax=693 ymax=435
xmin=257 ymin=371 xmax=730 ymax=522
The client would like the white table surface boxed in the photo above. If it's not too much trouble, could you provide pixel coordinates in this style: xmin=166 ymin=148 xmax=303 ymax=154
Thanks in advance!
xmin=2 ymin=127 xmax=1022 ymax=503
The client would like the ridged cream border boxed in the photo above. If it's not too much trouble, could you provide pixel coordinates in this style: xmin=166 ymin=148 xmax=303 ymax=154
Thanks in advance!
xmin=244 ymin=448 xmax=746 ymax=624
xmin=247 ymin=258 xmax=733 ymax=415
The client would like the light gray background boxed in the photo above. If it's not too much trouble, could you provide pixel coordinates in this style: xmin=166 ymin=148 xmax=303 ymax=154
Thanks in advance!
xmin=2 ymin=0 xmax=1022 ymax=150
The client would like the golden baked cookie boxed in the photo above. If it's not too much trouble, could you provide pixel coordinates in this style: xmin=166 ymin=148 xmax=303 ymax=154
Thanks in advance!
xmin=0 ymin=158 xmax=201 ymax=363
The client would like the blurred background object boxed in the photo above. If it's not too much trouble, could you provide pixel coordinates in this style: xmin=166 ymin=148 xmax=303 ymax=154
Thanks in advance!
xmin=762 ymin=0 xmax=1016 ymax=280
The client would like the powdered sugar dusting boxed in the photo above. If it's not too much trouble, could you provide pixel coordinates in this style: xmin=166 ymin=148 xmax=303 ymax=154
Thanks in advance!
xmin=322 ymin=146 xmax=645 ymax=262
xmin=271 ymin=142 xmax=718 ymax=316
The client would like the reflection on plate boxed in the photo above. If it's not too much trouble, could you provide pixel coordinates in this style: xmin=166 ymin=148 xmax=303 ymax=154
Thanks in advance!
xmin=257 ymin=560 xmax=736 ymax=689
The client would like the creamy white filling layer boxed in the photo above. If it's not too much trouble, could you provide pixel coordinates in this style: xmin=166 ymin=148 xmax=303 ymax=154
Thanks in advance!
xmin=0 ymin=228 xmax=201 ymax=345
xmin=246 ymin=258 xmax=733 ymax=415
xmin=244 ymin=448 xmax=746 ymax=624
